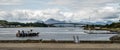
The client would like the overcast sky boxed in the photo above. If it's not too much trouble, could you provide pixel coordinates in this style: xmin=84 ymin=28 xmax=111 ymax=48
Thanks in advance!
xmin=0 ymin=0 xmax=120 ymax=23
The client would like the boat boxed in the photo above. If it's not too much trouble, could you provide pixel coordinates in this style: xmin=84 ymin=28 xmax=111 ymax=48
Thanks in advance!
xmin=16 ymin=30 xmax=39 ymax=37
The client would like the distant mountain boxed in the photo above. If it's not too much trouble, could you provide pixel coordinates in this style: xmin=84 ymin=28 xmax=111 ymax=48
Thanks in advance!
xmin=106 ymin=21 xmax=113 ymax=24
xmin=94 ymin=22 xmax=106 ymax=25
xmin=80 ymin=21 xmax=109 ymax=25
xmin=44 ymin=19 xmax=113 ymax=25
xmin=94 ymin=21 xmax=113 ymax=25
xmin=35 ymin=20 xmax=44 ymax=23
xmin=79 ymin=21 xmax=93 ymax=25
xmin=44 ymin=18 xmax=65 ymax=24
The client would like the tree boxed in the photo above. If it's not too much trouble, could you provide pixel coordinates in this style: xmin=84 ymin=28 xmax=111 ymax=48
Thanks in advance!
xmin=0 ymin=20 xmax=8 ymax=25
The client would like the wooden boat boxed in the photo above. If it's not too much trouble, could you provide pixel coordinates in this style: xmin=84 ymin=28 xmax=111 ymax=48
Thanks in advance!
xmin=16 ymin=33 xmax=39 ymax=37
xmin=16 ymin=31 xmax=39 ymax=37
xmin=16 ymin=32 xmax=39 ymax=37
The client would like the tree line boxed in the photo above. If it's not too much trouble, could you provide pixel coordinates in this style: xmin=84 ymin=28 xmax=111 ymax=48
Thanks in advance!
xmin=84 ymin=21 xmax=120 ymax=29
xmin=0 ymin=20 xmax=48 ymax=27
xmin=104 ymin=22 xmax=120 ymax=28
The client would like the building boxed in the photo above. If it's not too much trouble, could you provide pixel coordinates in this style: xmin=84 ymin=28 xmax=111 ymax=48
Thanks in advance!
xmin=0 ymin=24 xmax=4 ymax=28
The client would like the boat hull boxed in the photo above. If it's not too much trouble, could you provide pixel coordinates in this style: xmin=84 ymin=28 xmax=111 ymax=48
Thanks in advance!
xmin=16 ymin=33 xmax=39 ymax=37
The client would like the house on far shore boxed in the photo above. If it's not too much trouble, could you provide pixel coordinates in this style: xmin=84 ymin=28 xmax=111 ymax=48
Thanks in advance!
xmin=0 ymin=24 xmax=4 ymax=28
xmin=0 ymin=24 xmax=21 ymax=28
xmin=5 ymin=25 xmax=21 ymax=28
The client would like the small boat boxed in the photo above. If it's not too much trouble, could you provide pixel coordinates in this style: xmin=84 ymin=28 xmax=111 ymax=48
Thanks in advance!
xmin=16 ymin=30 xmax=39 ymax=37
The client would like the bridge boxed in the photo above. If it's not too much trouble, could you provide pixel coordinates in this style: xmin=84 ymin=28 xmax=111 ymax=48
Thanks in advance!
xmin=51 ymin=23 xmax=86 ymax=27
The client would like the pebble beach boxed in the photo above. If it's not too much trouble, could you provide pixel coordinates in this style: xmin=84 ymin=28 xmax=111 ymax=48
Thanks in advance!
xmin=0 ymin=43 xmax=120 ymax=50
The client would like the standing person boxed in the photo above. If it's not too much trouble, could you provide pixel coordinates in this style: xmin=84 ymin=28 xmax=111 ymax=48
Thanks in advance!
xmin=29 ymin=29 xmax=33 ymax=36
xmin=27 ymin=31 xmax=30 ymax=36
xmin=30 ymin=29 xmax=33 ymax=32
xmin=22 ymin=30 xmax=25 ymax=37
xmin=18 ymin=30 xmax=20 ymax=34
xmin=27 ymin=31 xmax=30 ymax=34
xmin=30 ymin=29 xmax=34 ymax=34
xmin=22 ymin=30 xmax=24 ymax=34
xmin=16 ymin=30 xmax=21 ymax=37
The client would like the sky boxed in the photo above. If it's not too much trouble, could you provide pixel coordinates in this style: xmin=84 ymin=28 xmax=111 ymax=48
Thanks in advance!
xmin=0 ymin=0 xmax=120 ymax=24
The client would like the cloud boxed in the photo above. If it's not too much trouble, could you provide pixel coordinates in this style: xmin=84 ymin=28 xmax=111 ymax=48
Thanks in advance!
xmin=0 ymin=9 xmax=65 ymax=22
xmin=48 ymin=0 xmax=75 ymax=5
xmin=48 ymin=0 xmax=120 ymax=10
xmin=0 ymin=0 xmax=23 ymax=5
xmin=0 ymin=3 xmax=120 ymax=24
xmin=48 ymin=0 xmax=117 ymax=5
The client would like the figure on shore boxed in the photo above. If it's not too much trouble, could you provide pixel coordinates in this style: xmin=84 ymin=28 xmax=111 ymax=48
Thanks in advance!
xmin=22 ymin=30 xmax=26 ymax=37
xmin=30 ymin=29 xmax=33 ymax=33
xmin=18 ymin=30 xmax=20 ymax=34
xmin=22 ymin=30 xmax=25 ymax=34
xmin=30 ymin=29 xmax=33 ymax=32
xmin=16 ymin=30 xmax=21 ymax=37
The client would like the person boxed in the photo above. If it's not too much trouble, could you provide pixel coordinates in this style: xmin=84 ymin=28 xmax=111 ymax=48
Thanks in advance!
xmin=18 ymin=30 xmax=20 ymax=34
xmin=22 ymin=30 xmax=25 ymax=34
xmin=29 ymin=29 xmax=33 ymax=33
xmin=30 ymin=29 xmax=33 ymax=32
xmin=27 ymin=31 xmax=30 ymax=34
xmin=16 ymin=30 xmax=21 ymax=37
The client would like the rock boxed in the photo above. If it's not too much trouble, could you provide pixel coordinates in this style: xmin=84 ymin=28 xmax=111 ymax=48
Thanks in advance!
xmin=110 ymin=34 xmax=120 ymax=41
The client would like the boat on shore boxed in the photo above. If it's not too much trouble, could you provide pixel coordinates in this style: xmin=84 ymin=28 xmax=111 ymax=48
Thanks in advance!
xmin=16 ymin=30 xmax=39 ymax=37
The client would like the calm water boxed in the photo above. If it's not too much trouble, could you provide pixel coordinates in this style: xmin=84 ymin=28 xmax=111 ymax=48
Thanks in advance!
xmin=0 ymin=27 xmax=116 ymax=41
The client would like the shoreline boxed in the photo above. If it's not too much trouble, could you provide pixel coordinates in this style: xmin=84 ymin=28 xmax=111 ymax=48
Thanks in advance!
xmin=0 ymin=40 xmax=119 ymax=43
xmin=0 ymin=39 xmax=120 ymax=50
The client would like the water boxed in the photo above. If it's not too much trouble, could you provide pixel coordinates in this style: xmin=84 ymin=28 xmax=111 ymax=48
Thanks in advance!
xmin=0 ymin=27 xmax=116 ymax=41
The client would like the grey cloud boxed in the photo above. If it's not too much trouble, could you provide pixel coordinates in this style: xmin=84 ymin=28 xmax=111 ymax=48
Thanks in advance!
xmin=0 ymin=3 xmax=120 ymax=23
xmin=48 ymin=0 xmax=120 ymax=10
xmin=0 ymin=0 xmax=23 ymax=5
